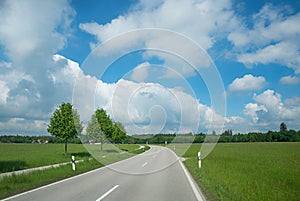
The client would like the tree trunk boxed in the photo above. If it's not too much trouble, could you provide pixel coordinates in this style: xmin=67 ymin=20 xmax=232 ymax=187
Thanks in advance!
xmin=64 ymin=139 xmax=68 ymax=156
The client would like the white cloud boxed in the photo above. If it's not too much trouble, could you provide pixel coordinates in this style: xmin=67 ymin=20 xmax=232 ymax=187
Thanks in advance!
xmin=280 ymin=76 xmax=300 ymax=84
xmin=228 ymin=4 xmax=300 ymax=73
xmin=0 ymin=0 xmax=74 ymax=62
xmin=0 ymin=61 xmax=12 ymax=68
xmin=253 ymin=90 xmax=283 ymax=113
xmin=0 ymin=0 xmax=76 ymax=134
xmin=130 ymin=62 xmax=150 ymax=82
xmin=79 ymin=0 xmax=239 ymax=78
xmin=0 ymin=81 xmax=9 ymax=104
xmin=73 ymin=74 xmax=226 ymax=134
xmin=244 ymin=103 xmax=268 ymax=123
xmin=229 ymin=74 xmax=266 ymax=92
xmin=52 ymin=54 xmax=82 ymax=84
xmin=237 ymin=42 xmax=300 ymax=72
xmin=244 ymin=89 xmax=300 ymax=129
xmin=99 ymin=79 xmax=202 ymax=134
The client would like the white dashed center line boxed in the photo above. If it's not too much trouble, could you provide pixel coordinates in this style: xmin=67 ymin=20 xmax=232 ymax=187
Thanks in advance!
xmin=96 ymin=185 xmax=119 ymax=201
xmin=142 ymin=162 xmax=148 ymax=167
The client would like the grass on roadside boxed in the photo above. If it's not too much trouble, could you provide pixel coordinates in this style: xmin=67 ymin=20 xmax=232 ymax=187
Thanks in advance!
xmin=0 ymin=144 xmax=89 ymax=173
xmin=181 ymin=142 xmax=300 ymax=201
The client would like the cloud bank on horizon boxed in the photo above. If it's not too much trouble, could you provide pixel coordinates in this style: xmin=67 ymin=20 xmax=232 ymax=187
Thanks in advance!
xmin=0 ymin=0 xmax=299 ymax=135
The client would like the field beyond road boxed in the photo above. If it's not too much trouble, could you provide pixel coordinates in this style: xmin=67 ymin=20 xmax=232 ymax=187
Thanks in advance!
xmin=181 ymin=142 xmax=300 ymax=201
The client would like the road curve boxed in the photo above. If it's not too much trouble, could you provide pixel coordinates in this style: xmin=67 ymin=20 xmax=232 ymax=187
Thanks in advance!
xmin=3 ymin=146 xmax=205 ymax=201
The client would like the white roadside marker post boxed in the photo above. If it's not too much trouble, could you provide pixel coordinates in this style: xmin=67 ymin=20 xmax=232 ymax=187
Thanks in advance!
xmin=72 ymin=155 xmax=75 ymax=171
xmin=198 ymin=152 xmax=201 ymax=169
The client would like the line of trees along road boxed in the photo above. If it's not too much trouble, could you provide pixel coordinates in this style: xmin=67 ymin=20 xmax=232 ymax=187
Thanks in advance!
xmin=83 ymin=108 xmax=126 ymax=150
xmin=47 ymin=103 xmax=127 ymax=154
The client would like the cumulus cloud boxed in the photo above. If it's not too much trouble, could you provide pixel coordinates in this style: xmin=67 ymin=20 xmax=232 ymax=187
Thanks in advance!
xmin=79 ymin=0 xmax=239 ymax=78
xmin=280 ymin=76 xmax=300 ymax=84
xmin=228 ymin=4 xmax=300 ymax=73
xmin=109 ymin=79 xmax=226 ymax=134
xmin=244 ymin=103 xmax=268 ymax=123
xmin=237 ymin=42 xmax=300 ymax=72
xmin=73 ymin=74 xmax=226 ymax=134
xmin=229 ymin=74 xmax=267 ymax=92
xmin=80 ymin=0 xmax=300 ymax=75
xmin=0 ymin=0 xmax=76 ymax=134
xmin=130 ymin=62 xmax=150 ymax=82
xmin=80 ymin=0 xmax=237 ymax=48
xmin=0 ymin=81 xmax=9 ymax=104
xmin=244 ymin=89 xmax=300 ymax=130
xmin=0 ymin=0 xmax=74 ymax=62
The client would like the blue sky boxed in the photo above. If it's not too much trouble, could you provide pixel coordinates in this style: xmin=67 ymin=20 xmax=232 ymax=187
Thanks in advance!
xmin=0 ymin=0 xmax=299 ymax=135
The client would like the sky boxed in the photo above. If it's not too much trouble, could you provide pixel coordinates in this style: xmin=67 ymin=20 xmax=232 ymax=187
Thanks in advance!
xmin=0 ymin=0 xmax=300 ymax=135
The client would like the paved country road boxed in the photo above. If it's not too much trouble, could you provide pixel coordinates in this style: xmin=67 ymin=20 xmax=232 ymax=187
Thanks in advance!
xmin=2 ymin=146 xmax=205 ymax=201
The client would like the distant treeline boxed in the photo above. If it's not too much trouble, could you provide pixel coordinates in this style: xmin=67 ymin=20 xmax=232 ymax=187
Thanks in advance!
xmin=1 ymin=129 xmax=299 ymax=144
xmin=127 ymin=129 xmax=300 ymax=144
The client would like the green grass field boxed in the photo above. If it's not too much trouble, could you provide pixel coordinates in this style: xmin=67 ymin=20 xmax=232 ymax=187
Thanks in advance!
xmin=0 ymin=143 xmax=149 ymax=199
xmin=0 ymin=144 xmax=88 ymax=173
xmin=180 ymin=142 xmax=300 ymax=201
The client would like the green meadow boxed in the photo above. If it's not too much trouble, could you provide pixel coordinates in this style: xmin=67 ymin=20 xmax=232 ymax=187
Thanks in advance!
xmin=180 ymin=142 xmax=300 ymax=201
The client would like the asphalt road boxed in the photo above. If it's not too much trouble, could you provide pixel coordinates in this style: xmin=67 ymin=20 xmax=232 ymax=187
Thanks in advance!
xmin=3 ymin=146 xmax=205 ymax=201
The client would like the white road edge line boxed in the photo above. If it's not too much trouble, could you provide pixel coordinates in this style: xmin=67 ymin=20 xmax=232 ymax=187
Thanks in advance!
xmin=178 ymin=160 xmax=205 ymax=201
xmin=142 ymin=162 xmax=148 ymax=167
xmin=150 ymin=145 xmax=205 ymax=201
xmin=164 ymin=145 xmax=205 ymax=201
xmin=95 ymin=185 xmax=119 ymax=201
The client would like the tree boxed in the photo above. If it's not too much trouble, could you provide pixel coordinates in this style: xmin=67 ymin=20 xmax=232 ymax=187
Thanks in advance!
xmin=280 ymin=122 xmax=287 ymax=133
xmin=112 ymin=122 xmax=127 ymax=144
xmin=95 ymin=108 xmax=113 ymax=140
xmin=86 ymin=113 xmax=104 ymax=150
xmin=47 ymin=102 xmax=83 ymax=155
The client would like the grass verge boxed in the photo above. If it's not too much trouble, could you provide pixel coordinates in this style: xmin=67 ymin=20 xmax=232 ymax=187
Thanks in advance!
xmin=180 ymin=142 xmax=300 ymax=201
xmin=0 ymin=144 xmax=90 ymax=173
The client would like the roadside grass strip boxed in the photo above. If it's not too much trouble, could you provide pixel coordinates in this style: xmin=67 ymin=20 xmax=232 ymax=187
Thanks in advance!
xmin=181 ymin=143 xmax=300 ymax=201
xmin=0 ymin=159 xmax=85 ymax=178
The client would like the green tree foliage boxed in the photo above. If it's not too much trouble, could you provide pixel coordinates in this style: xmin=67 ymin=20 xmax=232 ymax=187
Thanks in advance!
xmin=280 ymin=122 xmax=287 ymax=133
xmin=112 ymin=122 xmax=127 ymax=144
xmin=47 ymin=102 xmax=83 ymax=155
xmin=86 ymin=109 xmax=127 ymax=146
xmin=95 ymin=108 xmax=113 ymax=140
xmin=86 ymin=113 xmax=104 ymax=150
